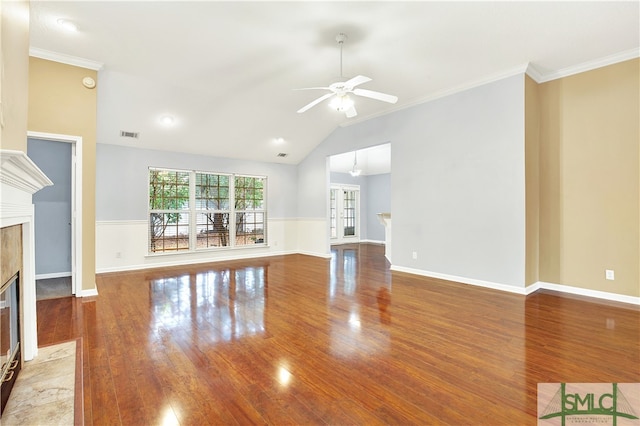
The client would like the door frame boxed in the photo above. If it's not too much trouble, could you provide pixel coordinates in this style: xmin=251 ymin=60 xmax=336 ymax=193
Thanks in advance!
xmin=27 ymin=131 xmax=82 ymax=296
xmin=330 ymin=184 xmax=360 ymax=245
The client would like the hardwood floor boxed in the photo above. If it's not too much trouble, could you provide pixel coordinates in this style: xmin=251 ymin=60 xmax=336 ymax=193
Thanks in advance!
xmin=37 ymin=243 xmax=639 ymax=425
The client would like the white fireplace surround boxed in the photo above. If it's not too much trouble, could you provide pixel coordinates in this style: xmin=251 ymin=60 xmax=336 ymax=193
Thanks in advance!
xmin=0 ymin=149 xmax=53 ymax=361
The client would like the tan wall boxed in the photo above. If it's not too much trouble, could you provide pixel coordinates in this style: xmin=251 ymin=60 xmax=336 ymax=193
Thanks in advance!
xmin=28 ymin=57 xmax=97 ymax=292
xmin=525 ymin=75 xmax=540 ymax=286
xmin=539 ymin=59 xmax=639 ymax=297
xmin=0 ymin=0 xmax=30 ymax=151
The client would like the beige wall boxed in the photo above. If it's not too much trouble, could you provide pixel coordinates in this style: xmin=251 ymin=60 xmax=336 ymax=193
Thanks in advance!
xmin=0 ymin=0 xmax=30 ymax=151
xmin=28 ymin=57 xmax=98 ymax=292
xmin=525 ymin=75 xmax=540 ymax=286
xmin=539 ymin=58 xmax=639 ymax=297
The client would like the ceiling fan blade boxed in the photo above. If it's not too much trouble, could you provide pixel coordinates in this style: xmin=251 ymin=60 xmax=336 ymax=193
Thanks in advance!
xmin=293 ymin=87 xmax=332 ymax=91
xmin=353 ymin=88 xmax=398 ymax=104
xmin=297 ymin=93 xmax=334 ymax=113
xmin=345 ymin=106 xmax=357 ymax=118
xmin=344 ymin=75 xmax=372 ymax=89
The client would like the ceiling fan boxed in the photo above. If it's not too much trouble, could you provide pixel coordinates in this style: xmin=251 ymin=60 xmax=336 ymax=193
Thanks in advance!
xmin=296 ymin=33 xmax=398 ymax=118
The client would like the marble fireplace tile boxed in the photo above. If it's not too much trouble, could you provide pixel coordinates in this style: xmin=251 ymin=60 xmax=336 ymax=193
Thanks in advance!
xmin=30 ymin=341 xmax=76 ymax=364
xmin=1 ymin=341 xmax=76 ymax=425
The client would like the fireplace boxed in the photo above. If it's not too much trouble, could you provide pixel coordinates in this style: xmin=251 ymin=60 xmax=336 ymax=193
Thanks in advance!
xmin=0 ymin=150 xmax=53 ymax=412
xmin=0 ymin=273 xmax=21 ymax=413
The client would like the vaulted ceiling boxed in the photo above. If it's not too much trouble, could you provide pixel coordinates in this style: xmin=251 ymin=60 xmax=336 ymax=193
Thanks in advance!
xmin=29 ymin=1 xmax=639 ymax=165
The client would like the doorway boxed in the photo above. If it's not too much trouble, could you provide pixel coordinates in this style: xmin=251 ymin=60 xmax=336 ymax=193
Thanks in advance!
xmin=330 ymin=185 xmax=360 ymax=244
xmin=27 ymin=132 xmax=82 ymax=297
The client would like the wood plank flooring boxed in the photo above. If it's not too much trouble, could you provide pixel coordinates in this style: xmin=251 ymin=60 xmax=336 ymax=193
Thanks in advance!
xmin=37 ymin=243 xmax=640 ymax=425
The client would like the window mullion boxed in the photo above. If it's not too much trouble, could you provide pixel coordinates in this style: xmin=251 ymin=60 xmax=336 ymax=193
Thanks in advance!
xmin=229 ymin=175 xmax=236 ymax=247
xmin=189 ymin=171 xmax=196 ymax=250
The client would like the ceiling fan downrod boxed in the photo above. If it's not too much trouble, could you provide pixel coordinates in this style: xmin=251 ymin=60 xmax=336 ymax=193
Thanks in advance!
xmin=336 ymin=33 xmax=347 ymax=78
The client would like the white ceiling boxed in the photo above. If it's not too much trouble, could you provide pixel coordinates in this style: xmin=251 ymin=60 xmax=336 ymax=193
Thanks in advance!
xmin=29 ymin=1 xmax=639 ymax=166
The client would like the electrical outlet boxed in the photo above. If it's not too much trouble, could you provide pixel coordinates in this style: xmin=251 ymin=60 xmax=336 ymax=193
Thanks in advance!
xmin=605 ymin=269 xmax=615 ymax=280
xmin=115 ymin=252 xmax=122 ymax=259
xmin=412 ymin=251 xmax=418 ymax=260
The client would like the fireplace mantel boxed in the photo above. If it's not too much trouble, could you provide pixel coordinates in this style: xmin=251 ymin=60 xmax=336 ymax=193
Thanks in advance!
xmin=0 ymin=149 xmax=53 ymax=361
xmin=0 ymin=150 xmax=53 ymax=194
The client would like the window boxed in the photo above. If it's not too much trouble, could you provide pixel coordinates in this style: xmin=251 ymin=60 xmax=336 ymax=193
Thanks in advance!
xmin=149 ymin=168 xmax=266 ymax=254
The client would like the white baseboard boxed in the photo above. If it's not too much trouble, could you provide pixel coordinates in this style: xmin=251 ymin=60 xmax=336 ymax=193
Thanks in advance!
xmin=359 ymin=239 xmax=385 ymax=245
xmin=297 ymin=250 xmax=332 ymax=259
xmin=36 ymin=272 xmax=72 ymax=280
xmin=530 ymin=281 xmax=640 ymax=306
xmin=390 ymin=265 xmax=527 ymax=295
xmin=389 ymin=266 xmax=640 ymax=306
xmin=78 ymin=287 xmax=98 ymax=297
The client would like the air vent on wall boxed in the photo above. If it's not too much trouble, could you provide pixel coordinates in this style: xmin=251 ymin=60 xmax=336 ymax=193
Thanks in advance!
xmin=277 ymin=153 xmax=288 ymax=158
xmin=120 ymin=130 xmax=139 ymax=139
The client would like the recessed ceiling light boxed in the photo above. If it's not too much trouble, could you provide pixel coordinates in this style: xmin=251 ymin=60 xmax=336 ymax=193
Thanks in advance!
xmin=274 ymin=137 xmax=285 ymax=144
xmin=159 ymin=115 xmax=175 ymax=126
xmin=56 ymin=18 xmax=77 ymax=32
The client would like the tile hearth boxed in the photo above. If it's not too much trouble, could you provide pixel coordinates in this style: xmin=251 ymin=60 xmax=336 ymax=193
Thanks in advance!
xmin=1 ymin=341 xmax=77 ymax=425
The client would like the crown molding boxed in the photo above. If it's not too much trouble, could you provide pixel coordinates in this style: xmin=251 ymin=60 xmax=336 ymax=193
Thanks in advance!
xmin=29 ymin=47 xmax=104 ymax=71
xmin=534 ymin=48 xmax=639 ymax=83
xmin=524 ymin=62 xmax=545 ymax=83
xmin=342 ymin=64 xmax=529 ymax=128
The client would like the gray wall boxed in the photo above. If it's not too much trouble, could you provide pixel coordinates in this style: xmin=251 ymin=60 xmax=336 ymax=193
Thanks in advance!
xmin=28 ymin=138 xmax=72 ymax=275
xmin=297 ymin=74 xmax=526 ymax=287
xmin=366 ymin=173 xmax=391 ymax=242
xmin=96 ymin=144 xmax=298 ymax=220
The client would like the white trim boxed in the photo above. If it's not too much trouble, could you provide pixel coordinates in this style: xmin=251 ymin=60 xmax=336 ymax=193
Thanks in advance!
xmin=96 ymin=249 xmax=299 ymax=274
xmin=297 ymin=250 xmax=333 ymax=259
xmin=342 ymin=64 xmax=529 ymax=127
xmin=524 ymin=63 xmax=545 ymax=83
xmin=343 ymin=49 xmax=639 ymax=127
xmin=29 ymin=47 xmax=104 ymax=71
xmin=0 ymin=150 xmax=53 ymax=193
xmin=0 ymin=203 xmax=34 ymax=221
xmin=35 ymin=272 xmax=72 ymax=280
xmin=390 ymin=265 xmax=526 ymax=294
xmin=27 ymin=131 xmax=86 ymax=297
xmin=79 ymin=288 xmax=99 ymax=297
xmin=358 ymin=239 xmax=384 ymax=245
xmin=389 ymin=265 xmax=640 ymax=306
xmin=531 ymin=281 xmax=640 ymax=306
xmin=533 ymin=48 xmax=639 ymax=83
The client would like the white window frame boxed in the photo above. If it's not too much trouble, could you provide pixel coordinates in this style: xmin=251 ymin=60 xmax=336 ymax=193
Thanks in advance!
xmin=148 ymin=167 xmax=267 ymax=254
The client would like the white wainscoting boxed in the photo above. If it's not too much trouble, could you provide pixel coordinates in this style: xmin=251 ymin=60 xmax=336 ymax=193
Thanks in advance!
xmin=296 ymin=217 xmax=331 ymax=258
xmin=96 ymin=217 xmax=321 ymax=273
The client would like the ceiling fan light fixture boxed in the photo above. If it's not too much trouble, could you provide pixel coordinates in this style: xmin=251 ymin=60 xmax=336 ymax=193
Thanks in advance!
xmin=329 ymin=94 xmax=354 ymax=112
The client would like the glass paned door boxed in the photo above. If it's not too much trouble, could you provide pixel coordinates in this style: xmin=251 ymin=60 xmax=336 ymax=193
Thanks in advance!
xmin=330 ymin=185 xmax=359 ymax=244
xmin=330 ymin=189 xmax=337 ymax=239
xmin=343 ymin=189 xmax=356 ymax=237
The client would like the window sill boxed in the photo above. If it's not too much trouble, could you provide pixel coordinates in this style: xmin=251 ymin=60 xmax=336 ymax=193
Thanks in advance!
xmin=145 ymin=243 xmax=269 ymax=258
